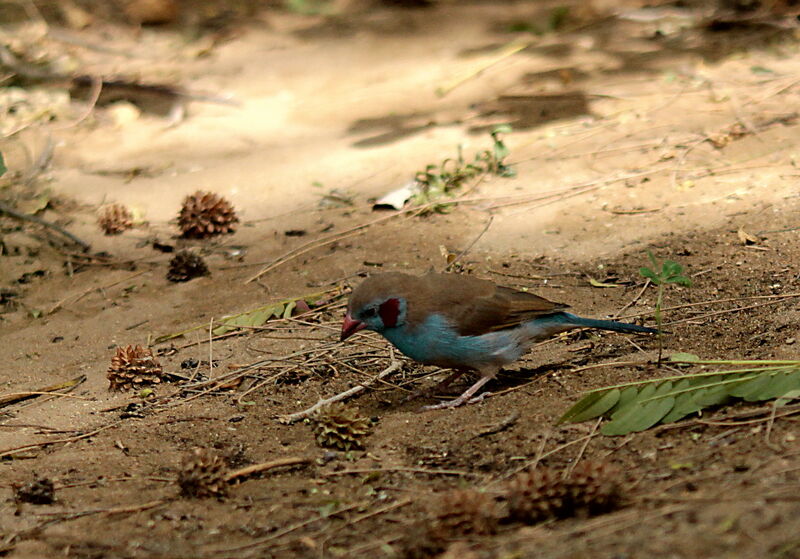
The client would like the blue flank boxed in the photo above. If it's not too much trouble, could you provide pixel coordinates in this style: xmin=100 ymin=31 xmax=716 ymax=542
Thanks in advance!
xmin=380 ymin=312 xmax=657 ymax=369
xmin=382 ymin=314 xmax=522 ymax=368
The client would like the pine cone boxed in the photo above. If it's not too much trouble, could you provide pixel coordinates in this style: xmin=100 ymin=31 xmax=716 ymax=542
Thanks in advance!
xmin=177 ymin=447 xmax=228 ymax=499
xmin=431 ymin=489 xmax=499 ymax=535
xmin=311 ymin=403 xmax=372 ymax=450
xmin=107 ymin=344 xmax=164 ymax=391
xmin=14 ymin=476 xmax=55 ymax=505
xmin=400 ymin=520 xmax=448 ymax=559
xmin=124 ymin=0 xmax=179 ymax=25
xmin=401 ymin=490 xmax=498 ymax=558
xmin=506 ymin=462 xmax=621 ymax=524
xmin=98 ymin=203 xmax=133 ymax=235
xmin=177 ymin=191 xmax=238 ymax=239
xmin=167 ymin=250 xmax=210 ymax=282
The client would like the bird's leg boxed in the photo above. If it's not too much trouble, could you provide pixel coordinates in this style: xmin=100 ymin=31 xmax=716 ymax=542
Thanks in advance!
xmin=402 ymin=369 xmax=466 ymax=403
xmin=420 ymin=374 xmax=494 ymax=411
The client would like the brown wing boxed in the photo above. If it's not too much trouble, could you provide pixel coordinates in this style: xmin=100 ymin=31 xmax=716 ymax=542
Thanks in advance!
xmin=449 ymin=286 xmax=568 ymax=336
xmin=407 ymin=273 xmax=569 ymax=337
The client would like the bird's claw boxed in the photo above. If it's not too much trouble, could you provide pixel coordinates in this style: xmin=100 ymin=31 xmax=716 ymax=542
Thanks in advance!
xmin=467 ymin=391 xmax=492 ymax=404
xmin=418 ymin=391 xmax=492 ymax=412
xmin=419 ymin=399 xmax=465 ymax=411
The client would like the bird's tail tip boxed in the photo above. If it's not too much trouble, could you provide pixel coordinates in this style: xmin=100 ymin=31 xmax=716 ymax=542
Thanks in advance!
xmin=562 ymin=313 xmax=660 ymax=335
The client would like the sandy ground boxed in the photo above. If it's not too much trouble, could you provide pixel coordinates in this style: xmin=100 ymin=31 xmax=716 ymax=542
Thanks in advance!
xmin=2 ymin=1 xmax=800 ymax=557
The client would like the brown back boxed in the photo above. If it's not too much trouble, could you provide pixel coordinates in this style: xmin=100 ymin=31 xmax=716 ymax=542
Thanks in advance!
xmin=349 ymin=272 xmax=568 ymax=336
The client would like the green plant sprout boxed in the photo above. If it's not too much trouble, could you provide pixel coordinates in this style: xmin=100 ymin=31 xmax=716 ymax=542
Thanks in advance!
xmin=639 ymin=251 xmax=691 ymax=364
xmin=412 ymin=125 xmax=516 ymax=214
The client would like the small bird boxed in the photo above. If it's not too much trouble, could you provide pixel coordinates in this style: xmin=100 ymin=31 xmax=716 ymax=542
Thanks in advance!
xmin=340 ymin=271 xmax=657 ymax=410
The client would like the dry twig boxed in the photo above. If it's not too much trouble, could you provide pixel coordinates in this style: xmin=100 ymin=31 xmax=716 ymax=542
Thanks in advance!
xmin=225 ymin=457 xmax=311 ymax=482
xmin=0 ymin=201 xmax=91 ymax=251
xmin=278 ymin=355 xmax=403 ymax=424
xmin=322 ymin=466 xmax=472 ymax=477
xmin=444 ymin=215 xmax=494 ymax=272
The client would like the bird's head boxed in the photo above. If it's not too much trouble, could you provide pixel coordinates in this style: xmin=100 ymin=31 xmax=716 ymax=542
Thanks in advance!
xmin=340 ymin=274 xmax=413 ymax=341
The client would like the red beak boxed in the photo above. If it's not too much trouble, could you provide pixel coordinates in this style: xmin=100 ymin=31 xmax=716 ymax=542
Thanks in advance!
xmin=340 ymin=313 xmax=367 ymax=342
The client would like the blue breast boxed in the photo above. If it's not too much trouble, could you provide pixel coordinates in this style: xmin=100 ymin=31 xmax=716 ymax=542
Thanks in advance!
xmin=382 ymin=314 xmax=525 ymax=370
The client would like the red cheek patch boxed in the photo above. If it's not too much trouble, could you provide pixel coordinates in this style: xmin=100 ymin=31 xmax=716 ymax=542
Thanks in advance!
xmin=379 ymin=298 xmax=400 ymax=328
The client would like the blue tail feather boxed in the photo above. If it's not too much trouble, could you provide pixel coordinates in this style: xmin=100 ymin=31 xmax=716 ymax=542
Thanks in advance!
xmin=560 ymin=312 xmax=658 ymax=334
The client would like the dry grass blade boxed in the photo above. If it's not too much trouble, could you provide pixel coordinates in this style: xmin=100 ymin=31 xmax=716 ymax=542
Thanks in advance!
xmin=0 ymin=374 xmax=86 ymax=408
xmin=435 ymin=38 xmax=530 ymax=97
xmin=244 ymin=190 xmax=509 ymax=284
xmin=245 ymin=211 xmax=406 ymax=283
xmin=49 ymin=271 xmax=148 ymax=314
xmin=0 ymin=420 xmax=125 ymax=459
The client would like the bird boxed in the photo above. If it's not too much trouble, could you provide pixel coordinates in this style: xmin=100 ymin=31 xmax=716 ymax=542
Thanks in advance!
xmin=340 ymin=271 xmax=658 ymax=410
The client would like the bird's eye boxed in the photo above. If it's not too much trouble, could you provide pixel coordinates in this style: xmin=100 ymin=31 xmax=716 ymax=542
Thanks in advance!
xmin=362 ymin=307 xmax=377 ymax=318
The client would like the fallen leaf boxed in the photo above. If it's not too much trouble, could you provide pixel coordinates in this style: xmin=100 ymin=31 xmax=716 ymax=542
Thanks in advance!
xmin=588 ymin=276 xmax=621 ymax=288
xmin=439 ymin=245 xmax=457 ymax=265
xmin=373 ymin=180 xmax=420 ymax=210
xmin=17 ymin=195 xmax=50 ymax=215
xmin=737 ymin=227 xmax=759 ymax=246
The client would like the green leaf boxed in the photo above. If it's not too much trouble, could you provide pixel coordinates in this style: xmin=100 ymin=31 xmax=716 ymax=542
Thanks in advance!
xmin=211 ymin=303 xmax=283 ymax=334
xmin=776 ymin=388 xmax=800 ymax=407
xmin=759 ymin=369 xmax=800 ymax=400
xmin=639 ymin=267 xmax=660 ymax=284
xmin=728 ymin=372 xmax=768 ymax=400
xmin=494 ymin=143 xmax=510 ymax=161
xmin=492 ymin=124 xmax=513 ymax=135
xmin=662 ymin=260 xmax=683 ymax=277
xmin=0 ymin=151 xmax=5 ymax=177
xmin=691 ymin=376 xmax=732 ymax=407
xmin=668 ymin=275 xmax=692 ymax=287
xmin=609 ymin=385 xmax=644 ymax=419
xmin=285 ymin=0 xmax=332 ymax=15
xmin=561 ymin=363 xmax=800 ymax=434
xmin=740 ymin=373 xmax=781 ymax=402
xmin=661 ymin=379 xmax=703 ymax=423
xmin=559 ymin=388 xmax=620 ymax=423
xmin=499 ymin=165 xmax=517 ymax=178
xmin=601 ymin=381 xmax=675 ymax=435
xmin=213 ymin=316 xmax=245 ymax=336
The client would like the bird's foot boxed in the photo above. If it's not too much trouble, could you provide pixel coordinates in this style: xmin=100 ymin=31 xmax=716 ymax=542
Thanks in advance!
xmin=402 ymin=370 xmax=466 ymax=404
xmin=419 ymin=397 xmax=469 ymax=411
xmin=418 ymin=391 xmax=492 ymax=412
xmin=418 ymin=375 xmax=494 ymax=411
xmin=467 ymin=391 xmax=492 ymax=405
xmin=401 ymin=388 xmax=426 ymax=404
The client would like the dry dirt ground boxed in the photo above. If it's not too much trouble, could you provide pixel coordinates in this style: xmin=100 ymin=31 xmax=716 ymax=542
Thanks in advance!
xmin=2 ymin=1 xmax=800 ymax=557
